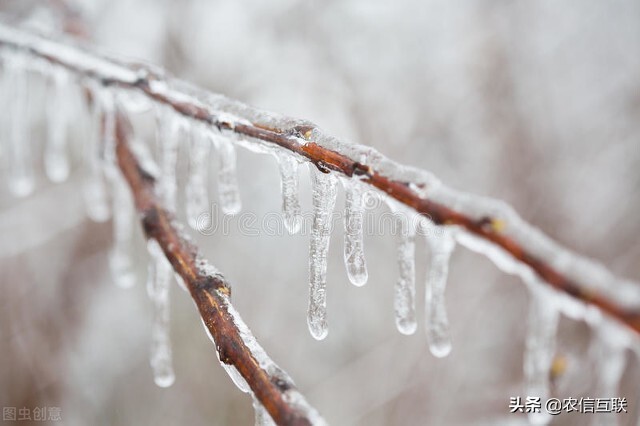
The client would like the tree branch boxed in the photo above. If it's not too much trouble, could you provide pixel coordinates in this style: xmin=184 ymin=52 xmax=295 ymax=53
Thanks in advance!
xmin=114 ymin=113 xmax=322 ymax=426
xmin=0 ymin=16 xmax=638 ymax=377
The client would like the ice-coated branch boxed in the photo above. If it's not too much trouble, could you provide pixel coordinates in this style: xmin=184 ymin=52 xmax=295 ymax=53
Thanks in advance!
xmin=113 ymin=112 xmax=323 ymax=426
xmin=0 ymin=22 xmax=639 ymax=338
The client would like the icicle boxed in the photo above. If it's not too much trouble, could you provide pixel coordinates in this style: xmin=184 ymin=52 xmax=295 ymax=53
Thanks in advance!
xmin=44 ymin=67 xmax=71 ymax=183
xmin=589 ymin=322 xmax=626 ymax=426
xmin=5 ymin=53 xmax=34 ymax=197
xmin=424 ymin=226 xmax=455 ymax=357
xmin=252 ymin=394 xmax=276 ymax=426
xmin=276 ymin=151 xmax=302 ymax=234
xmin=109 ymin=172 xmax=136 ymax=288
xmin=394 ymin=213 xmax=417 ymax=335
xmin=82 ymin=85 xmax=113 ymax=222
xmin=523 ymin=281 xmax=559 ymax=425
xmin=214 ymin=135 xmax=242 ymax=215
xmin=146 ymin=240 xmax=175 ymax=388
xmin=186 ymin=126 xmax=211 ymax=230
xmin=307 ymin=166 xmax=338 ymax=340
xmin=342 ymin=179 xmax=368 ymax=286
xmin=156 ymin=106 xmax=183 ymax=212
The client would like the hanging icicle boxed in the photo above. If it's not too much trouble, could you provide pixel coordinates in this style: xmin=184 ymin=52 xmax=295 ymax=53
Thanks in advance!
xmin=147 ymin=240 xmax=176 ymax=388
xmin=44 ymin=66 xmax=71 ymax=183
xmin=213 ymin=133 xmax=242 ymax=215
xmin=82 ymin=84 xmax=113 ymax=222
xmin=156 ymin=105 xmax=183 ymax=212
xmin=308 ymin=165 xmax=338 ymax=340
xmin=109 ymin=171 xmax=136 ymax=288
xmin=342 ymin=179 xmax=368 ymax=286
xmin=5 ymin=52 xmax=35 ymax=197
xmin=523 ymin=280 xmax=559 ymax=425
xmin=186 ymin=125 xmax=211 ymax=230
xmin=394 ymin=211 xmax=417 ymax=335
xmin=275 ymin=151 xmax=302 ymax=234
xmin=424 ymin=224 xmax=455 ymax=357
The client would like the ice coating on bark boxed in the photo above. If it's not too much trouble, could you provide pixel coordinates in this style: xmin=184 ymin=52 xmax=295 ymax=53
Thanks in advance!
xmin=342 ymin=179 xmax=368 ymax=286
xmin=424 ymin=226 xmax=455 ymax=357
xmin=146 ymin=240 xmax=175 ymax=388
xmin=275 ymin=151 xmax=302 ymax=234
xmin=308 ymin=166 xmax=338 ymax=340
xmin=252 ymin=395 xmax=277 ymax=426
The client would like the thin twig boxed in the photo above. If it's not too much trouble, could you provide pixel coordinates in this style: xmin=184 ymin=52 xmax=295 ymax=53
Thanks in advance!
xmin=0 ymin=24 xmax=638 ymax=334
xmin=114 ymin=113 xmax=322 ymax=426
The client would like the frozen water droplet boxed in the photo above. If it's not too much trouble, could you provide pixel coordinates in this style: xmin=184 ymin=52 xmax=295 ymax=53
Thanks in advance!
xmin=424 ymin=225 xmax=455 ymax=357
xmin=342 ymin=179 xmax=368 ymax=286
xmin=186 ymin=125 xmax=211 ymax=229
xmin=109 ymin=172 xmax=136 ymax=288
xmin=308 ymin=166 xmax=337 ymax=340
xmin=275 ymin=151 xmax=302 ymax=234
xmin=4 ymin=53 xmax=34 ymax=197
xmin=394 ymin=213 xmax=417 ymax=335
xmin=213 ymin=134 xmax=242 ymax=215
xmin=523 ymin=281 xmax=559 ymax=425
xmin=147 ymin=240 xmax=175 ymax=388
xmin=590 ymin=322 xmax=626 ymax=426
xmin=44 ymin=67 xmax=71 ymax=183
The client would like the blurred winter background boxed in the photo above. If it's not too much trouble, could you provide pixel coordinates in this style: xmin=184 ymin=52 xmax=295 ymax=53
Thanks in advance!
xmin=1 ymin=0 xmax=639 ymax=425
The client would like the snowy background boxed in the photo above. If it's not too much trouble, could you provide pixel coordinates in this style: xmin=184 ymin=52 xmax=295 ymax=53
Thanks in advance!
xmin=1 ymin=0 xmax=640 ymax=425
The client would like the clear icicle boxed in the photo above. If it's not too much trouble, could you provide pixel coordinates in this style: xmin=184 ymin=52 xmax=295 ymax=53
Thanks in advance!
xmin=186 ymin=126 xmax=211 ymax=230
xmin=82 ymin=85 xmax=112 ymax=222
xmin=252 ymin=394 xmax=276 ymax=426
xmin=424 ymin=226 xmax=455 ymax=357
xmin=523 ymin=282 xmax=559 ymax=426
xmin=6 ymin=53 xmax=34 ymax=197
xmin=308 ymin=166 xmax=338 ymax=340
xmin=394 ymin=214 xmax=417 ymax=335
xmin=44 ymin=67 xmax=71 ymax=183
xmin=157 ymin=106 xmax=183 ymax=212
xmin=109 ymin=172 xmax=136 ymax=288
xmin=215 ymin=135 xmax=242 ymax=215
xmin=276 ymin=151 xmax=302 ymax=234
xmin=342 ymin=179 xmax=368 ymax=286
xmin=147 ymin=240 xmax=176 ymax=388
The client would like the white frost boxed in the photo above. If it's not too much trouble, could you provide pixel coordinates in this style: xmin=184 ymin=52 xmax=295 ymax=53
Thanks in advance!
xmin=308 ymin=166 xmax=338 ymax=340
